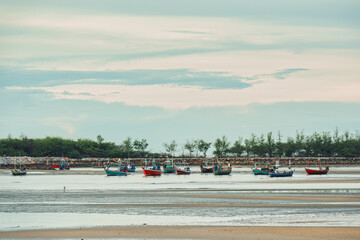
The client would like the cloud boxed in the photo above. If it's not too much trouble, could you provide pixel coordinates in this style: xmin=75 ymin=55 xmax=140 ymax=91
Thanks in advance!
xmin=0 ymin=9 xmax=358 ymax=61
xmin=6 ymin=68 xmax=360 ymax=109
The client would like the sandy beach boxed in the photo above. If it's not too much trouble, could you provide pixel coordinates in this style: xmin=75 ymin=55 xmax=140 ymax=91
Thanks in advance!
xmin=1 ymin=226 xmax=360 ymax=239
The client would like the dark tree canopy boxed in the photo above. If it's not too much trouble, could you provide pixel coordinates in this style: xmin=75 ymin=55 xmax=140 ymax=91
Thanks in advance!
xmin=0 ymin=129 xmax=359 ymax=158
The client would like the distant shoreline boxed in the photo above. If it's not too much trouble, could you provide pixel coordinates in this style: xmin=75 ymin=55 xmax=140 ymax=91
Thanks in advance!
xmin=1 ymin=156 xmax=359 ymax=170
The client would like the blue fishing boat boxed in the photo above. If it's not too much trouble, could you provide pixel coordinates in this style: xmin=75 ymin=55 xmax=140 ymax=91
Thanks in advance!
xmin=104 ymin=160 xmax=127 ymax=176
xmin=163 ymin=159 xmax=176 ymax=173
xmin=252 ymin=162 xmax=274 ymax=175
xmin=269 ymin=170 xmax=294 ymax=177
xmin=213 ymin=162 xmax=232 ymax=175
xmin=11 ymin=158 xmax=27 ymax=176
xmin=121 ymin=162 xmax=136 ymax=172
xmin=11 ymin=169 xmax=27 ymax=176
xmin=253 ymin=169 xmax=272 ymax=175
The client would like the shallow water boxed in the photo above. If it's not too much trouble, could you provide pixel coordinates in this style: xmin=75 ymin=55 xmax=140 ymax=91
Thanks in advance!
xmin=0 ymin=167 xmax=359 ymax=231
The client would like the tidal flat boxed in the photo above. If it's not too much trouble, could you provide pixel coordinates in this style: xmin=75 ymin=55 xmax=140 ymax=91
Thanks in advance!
xmin=0 ymin=166 xmax=359 ymax=239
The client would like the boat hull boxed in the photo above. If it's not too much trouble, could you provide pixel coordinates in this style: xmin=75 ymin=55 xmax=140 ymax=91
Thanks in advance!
xmin=11 ymin=170 xmax=26 ymax=176
xmin=253 ymin=169 xmax=272 ymax=175
xmin=200 ymin=166 xmax=213 ymax=173
xmin=163 ymin=167 xmax=176 ymax=173
xmin=305 ymin=168 xmax=329 ymax=175
xmin=176 ymin=169 xmax=191 ymax=175
xmin=214 ymin=168 xmax=232 ymax=175
xmin=143 ymin=168 xmax=162 ymax=176
xmin=51 ymin=164 xmax=70 ymax=170
xmin=105 ymin=169 xmax=127 ymax=176
xmin=270 ymin=171 xmax=294 ymax=177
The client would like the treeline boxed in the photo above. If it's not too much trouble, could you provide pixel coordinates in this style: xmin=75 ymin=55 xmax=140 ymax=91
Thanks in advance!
xmin=0 ymin=129 xmax=359 ymax=158
xmin=0 ymin=135 xmax=152 ymax=158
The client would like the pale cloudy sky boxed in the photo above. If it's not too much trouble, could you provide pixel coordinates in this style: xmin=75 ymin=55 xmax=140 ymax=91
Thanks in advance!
xmin=1 ymin=0 xmax=359 ymax=152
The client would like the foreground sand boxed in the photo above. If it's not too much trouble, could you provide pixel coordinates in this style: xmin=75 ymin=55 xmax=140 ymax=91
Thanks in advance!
xmin=1 ymin=226 xmax=360 ymax=239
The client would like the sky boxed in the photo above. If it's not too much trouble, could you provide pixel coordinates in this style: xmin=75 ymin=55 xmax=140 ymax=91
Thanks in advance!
xmin=1 ymin=0 xmax=360 ymax=153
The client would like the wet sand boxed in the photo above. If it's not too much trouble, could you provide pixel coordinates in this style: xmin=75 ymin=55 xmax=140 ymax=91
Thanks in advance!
xmin=158 ymin=194 xmax=360 ymax=202
xmin=1 ymin=226 xmax=359 ymax=239
xmin=96 ymin=203 xmax=360 ymax=208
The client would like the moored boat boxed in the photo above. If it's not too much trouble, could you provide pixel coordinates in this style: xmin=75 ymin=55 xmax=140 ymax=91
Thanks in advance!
xmin=269 ymin=160 xmax=294 ymax=177
xmin=253 ymin=169 xmax=273 ymax=175
xmin=143 ymin=159 xmax=162 ymax=176
xmin=305 ymin=168 xmax=329 ymax=175
xmin=11 ymin=158 xmax=27 ymax=176
xmin=252 ymin=162 xmax=274 ymax=175
xmin=105 ymin=169 xmax=127 ymax=176
xmin=200 ymin=160 xmax=214 ymax=173
xmin=200 ymin=165 xmax=213 ymax=173
xmin=305 ymin=161 xmax=329 ymax=175
xmin=213 ymin=162 xmax=232 ymax=175
xmin=51 ymin=160 xmax=70 ymax=170
xmin=214 ymin=167 xmax=232 ymax=175
xmin=120 ymin=162 xmax=136 ymax=172
xmin=269 ymin=170 xmax=294 ymax=177
xmin=176 ymin=166 xmax=191 ymax=175
xmin=143 ymin=166 xmax=162 ymax=176
xmin=163 ymin=159 xmax=176 ymax=173
xmin=104 ymin=160 xmax=127 ymax=176
xmin=11 ymin=168 xmax=27 ymax=176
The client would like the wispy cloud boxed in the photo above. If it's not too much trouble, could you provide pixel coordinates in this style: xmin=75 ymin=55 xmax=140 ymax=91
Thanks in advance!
xmin=7 ymin=69 xmax=360 ymax=109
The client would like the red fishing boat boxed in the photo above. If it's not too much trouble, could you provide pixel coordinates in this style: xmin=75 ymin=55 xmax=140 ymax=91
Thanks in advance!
xmin=142 ymin=166 xmax=162 ymax=176
xmin=176 ymin=167 xmax=191 ymax=175
xmin=50 ymin=161 xmax=70 ymax=170
xmin=305 ymin=161 xmax=329 ymax=175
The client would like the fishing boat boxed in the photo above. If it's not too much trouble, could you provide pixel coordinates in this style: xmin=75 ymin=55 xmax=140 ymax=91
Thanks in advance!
xmin=11 ymin=158 xmax=27 ymax=176
xmin=305 ymin=161 xmax=329 ymax=175
xmin=176 ymin=163 xmax=191 ymax=175
xmin=51 ymin=160 xmax=70 ymax=170
xmin=104 ymin=160 xmax=127 ymax=176
xmin=11 ymin=169 xmax=27 ymax=176
xmin=269 ymin=160 xmax=294 ymax=177
xmin=213 ymin=162 xmax=232 ymax=175
xmin=200 ymin=160 xmax=213 ymax=173
xmin=104 ymin=168 xmax=127 ymax=176
xmin=126 ymin=163 xmax=136 ymax=172
xmin=269 ymin=170 xmax=294 ymax=177
xmin=252 ymin=162 xmax=274 ymax=175
xmin=120 ymin=160 xmax=136 ymax=172
xmin=143 ymin=160 xmax=162 ymax=176
xmin=163 ymin=159 xmax=176 ymax=173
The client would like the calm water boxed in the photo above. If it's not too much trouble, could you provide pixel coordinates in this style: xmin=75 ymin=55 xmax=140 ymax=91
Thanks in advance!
xmin=0 ymin=167 xmax=360 ymax=231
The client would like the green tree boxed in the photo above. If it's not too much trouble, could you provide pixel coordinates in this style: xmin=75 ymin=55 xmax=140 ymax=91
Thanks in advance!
xmin=122 ymin=137 xmax=133 ymax=158
xmin=284 ymin=137 xmax=296 ymax=157
xmin=197 ymin=139 xmax=212 ymax=157
xmin=244 ymin=139 xmax=251 ymax=157
xmin=266 ymin=132 xmax=275 ymax=157
xmin=230 ymin=137 xmax=244 ymax=157
xmin=275 ymin=131 xmax=284 ymax=157
xmin=133 ymin=138 xmax=149 ymax=157
xmin=213 ymin=136 xmax=230 ymax=158
xmin=295 ymin=130 xmax=305 ymax=156
xmin=97 ymin=135 xmax=104 ymax=145
xmin=184 ymin=140 xmax=196 ymax=157
xmin=163 ymin=140 xmax=177 ymax=157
